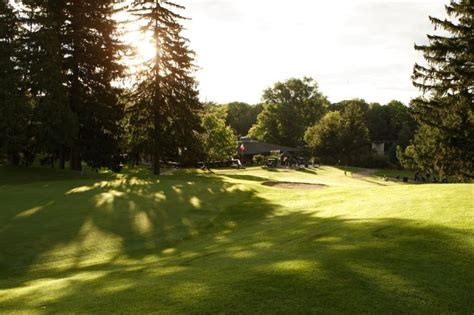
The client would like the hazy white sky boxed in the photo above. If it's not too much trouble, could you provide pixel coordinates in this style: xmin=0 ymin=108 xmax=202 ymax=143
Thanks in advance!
xmin=170 ymin=0 xmax=447 ymax=105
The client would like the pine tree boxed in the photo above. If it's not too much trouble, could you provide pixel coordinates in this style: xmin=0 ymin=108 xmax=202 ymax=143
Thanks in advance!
xmin=128 ymin=0 xmax=202 ymax=175
xmin=63 ymin=0 xmax=126 ymax=171
xmin=410 ymin=0 xmax=474 ymax=180
xmin=19 ymin=0 xmax=125 ymax=171
xmin=161 ymin=22 xmax=203 ymax=166
xmin=0 ymin=1 xmax=30 ymax=165
xmin=19 ymin=0 xmax=76 ymax=168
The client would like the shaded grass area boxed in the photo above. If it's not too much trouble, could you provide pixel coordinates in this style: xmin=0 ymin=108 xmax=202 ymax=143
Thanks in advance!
xmin=0 ymin=166 xmax=473 ymax=313
xmin=0 ymin=165 xmax=110 ymax=186
xmin=334 ymin=165 xmax=366 ymax=173
xmin=0 ymin=167 xmax=267 ymax=278
xmin=373 ymin=169 xmax=416 ymax=179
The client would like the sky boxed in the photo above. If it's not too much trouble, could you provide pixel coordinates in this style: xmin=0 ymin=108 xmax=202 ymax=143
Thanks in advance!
xmin=128 ymin=0 xmax=449 ymax=105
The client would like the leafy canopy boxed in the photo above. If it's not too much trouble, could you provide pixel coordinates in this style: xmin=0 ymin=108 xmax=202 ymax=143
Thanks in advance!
xmin=249 ymin=77 xmax=329 ymax=147
xmin=200 ymin=113 xmax=237 ymax=162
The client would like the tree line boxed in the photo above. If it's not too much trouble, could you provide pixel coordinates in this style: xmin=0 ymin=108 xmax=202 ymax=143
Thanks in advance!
xmin=1 ymin=0 xmax=472 ymax=180
xmin=205 ymin=1 xmax=473 ymax=181
xmin=0 ymin=0 xmax=204 ymax=175
xmin=208 ymin=79 xmax=416 ymax=169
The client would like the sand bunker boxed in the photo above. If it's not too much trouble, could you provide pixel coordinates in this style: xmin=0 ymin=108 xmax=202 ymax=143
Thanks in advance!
xmin=262 ymin=181 xmax=328 ymax=190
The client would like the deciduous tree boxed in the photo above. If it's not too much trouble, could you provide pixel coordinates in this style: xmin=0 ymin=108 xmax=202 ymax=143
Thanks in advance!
xmin=200 ymin=112 xmax=236 ymax=163
xmin=225 ymin=102 xmax=262 ymax=137
xmin=305 ymin=103 xmax=370 ymax=165
xmin=249 ymin=77 xmax=329 ymax=147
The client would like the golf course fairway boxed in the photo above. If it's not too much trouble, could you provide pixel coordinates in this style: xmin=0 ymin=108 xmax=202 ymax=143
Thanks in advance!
xmin=0 ymin=166 xmax=472 ymax=313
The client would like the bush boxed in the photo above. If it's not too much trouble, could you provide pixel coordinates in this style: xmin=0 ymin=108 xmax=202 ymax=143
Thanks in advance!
xmin=253 ymin=154 xmax=267 ymax=166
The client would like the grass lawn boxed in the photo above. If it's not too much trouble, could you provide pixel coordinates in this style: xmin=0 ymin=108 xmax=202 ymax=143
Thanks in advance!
xmin=0 ymin=165 xmax=473 ymax=313
xmin=373 ymin=169 xmax=416 ymax=179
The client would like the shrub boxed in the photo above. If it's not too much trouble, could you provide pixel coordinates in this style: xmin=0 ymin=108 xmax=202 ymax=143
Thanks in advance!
xmin=253 ymin=154 xmax=267 ymax=165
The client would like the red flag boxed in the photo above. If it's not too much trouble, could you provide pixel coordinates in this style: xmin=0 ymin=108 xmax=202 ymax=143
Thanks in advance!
xmin=240 ymin=143 xmax=245 ymax=152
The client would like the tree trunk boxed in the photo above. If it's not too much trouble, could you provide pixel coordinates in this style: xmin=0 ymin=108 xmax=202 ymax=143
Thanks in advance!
xmin=59 ymin=147 xmax=65 ymax=169
xmin=70 ymin=146 xmax=82 ymax=171
xmin=153 ymin=150 xmax=160 ymax=175
xmin=68 ymin=2 xmax=81 ymax=173
xmin=135 ymin=153 xmax=140 ymax=166
xmin=153 ymin=21 xmax=161 ymax=175
xmin=153 ymin=121 xmax=161 ymax=175
xmin=152 ymin=19 xmax=162 ymax=176
xmin=9 ymin=152 xmax=20 ymax=166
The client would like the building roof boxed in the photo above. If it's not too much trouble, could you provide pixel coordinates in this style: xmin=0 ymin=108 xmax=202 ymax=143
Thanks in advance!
xmin=238 ymin=139 xmax=302 ymax=155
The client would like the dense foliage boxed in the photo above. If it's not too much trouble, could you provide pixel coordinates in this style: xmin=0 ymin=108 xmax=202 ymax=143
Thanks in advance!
xmin=305 ymin=103 xmax=371 ymax=165
xmin=249 ymin=77 xmax=329 ymax=147
xmin=1 ymin=0 xmax=471 ymax=175
xmin=0 ymin=0 xmax=204 ymax=173
xmin=225 ymin=102 xmax=263 ymax=137
xmin=0 ymin=0 xmax=125 ymax=170
xmin=200 ymin=112 xmax=237 ymax=163
xmin=0 ymin=1 xmax=30 ymax=165
xmin=400 ymin=0 xmax=473 ymax=181
xmin=127 ymin=0 xmax=202 ymax=174
xmin=333 ymin=99 xmax=416 ymax=164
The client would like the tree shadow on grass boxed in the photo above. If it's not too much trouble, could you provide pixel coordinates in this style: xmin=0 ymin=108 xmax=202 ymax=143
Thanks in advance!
xmin=1 ymin=207 xmax=473 ymax=313
xmin=0 ymin=167 xmax=472 ymax=312
xmin=0 ymin=170 xmax=277 ymax=282
xmin=0 ymin=166 xmax=110 ymax=186
xmin=220 ymin=174 xmax=268 ymax=182
xmin=333 ymin=165 xmax=366 ymax=173
xmin=263 ymin=167 xmax=282 ymax=172
xmin=294 ymin=168 xmax=318 ymax=175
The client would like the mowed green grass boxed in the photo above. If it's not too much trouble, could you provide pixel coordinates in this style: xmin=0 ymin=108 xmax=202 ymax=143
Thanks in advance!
xmin=0 ymin=165 xmax=473 ymax=314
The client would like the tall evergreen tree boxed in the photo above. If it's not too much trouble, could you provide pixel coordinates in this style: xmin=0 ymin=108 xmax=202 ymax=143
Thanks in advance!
xmin=19 ymin=0 xmax=125 ymax=170
xmin=0 ymin=0 xmax=30 ymax=165
xmin=64 ymin=0 xmax=125 ymax=171
xmin=128 ymin=0 xmax=202 ymax=175
xmin=20 ymin=0 xmax=76 ymax=168
xmin=408 ymin=0 xmax=473 ymax=180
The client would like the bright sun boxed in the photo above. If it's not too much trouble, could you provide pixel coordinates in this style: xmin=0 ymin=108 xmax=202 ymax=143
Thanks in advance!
xmin=114 ymin=8 xmax=155 ymax=76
